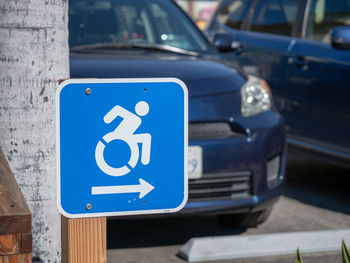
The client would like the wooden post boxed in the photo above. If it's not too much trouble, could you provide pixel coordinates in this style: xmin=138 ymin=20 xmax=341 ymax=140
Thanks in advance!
xmin=61 ymin=216 xmax=107 ymax=263
xmin=0 ymin=149 xmax=32 ymax=263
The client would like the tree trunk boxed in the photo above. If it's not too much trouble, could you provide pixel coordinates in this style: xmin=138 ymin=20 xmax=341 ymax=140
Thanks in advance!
xmin=0 ymin=0 xmax=69 ymax=262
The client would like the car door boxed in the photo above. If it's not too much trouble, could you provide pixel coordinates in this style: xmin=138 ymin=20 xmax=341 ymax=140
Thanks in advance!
xmin=209 ymin=0 xmax=304 ymax=104
xmin=286 ymin=0 xmax=350 ymax=159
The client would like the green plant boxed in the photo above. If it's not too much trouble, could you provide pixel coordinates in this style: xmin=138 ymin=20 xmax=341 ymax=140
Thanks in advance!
xmin=294 ymin=240 xmax=350 ymax=263
xmin=342 ymin=240 xmax=350 ymax=263
xmin=294 ymin=248 xmax=303 ymax=263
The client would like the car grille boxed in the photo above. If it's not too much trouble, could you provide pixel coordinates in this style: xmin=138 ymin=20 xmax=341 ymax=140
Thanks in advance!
xmin=188 ymin=171 xmax=252 ymax=200
xmin=189 ymin=122 xmax=235 ymax=139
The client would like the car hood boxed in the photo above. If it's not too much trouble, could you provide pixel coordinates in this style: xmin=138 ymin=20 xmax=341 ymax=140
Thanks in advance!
xmin=70 ymin=52 xmax=246 ymax=97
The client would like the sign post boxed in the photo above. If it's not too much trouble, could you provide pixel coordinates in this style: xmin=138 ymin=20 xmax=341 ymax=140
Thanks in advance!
xmin=61 ymin=216 xmax=106 ymax=263
xmin=57 ymin=78 xmax=188 ymax=262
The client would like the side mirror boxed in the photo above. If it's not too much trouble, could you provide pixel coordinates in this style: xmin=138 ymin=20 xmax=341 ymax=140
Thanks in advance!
xmin=331 ymin=26 xmax=350 ymax=50
xmin=212 ymin=32 xmax=240 ymax=53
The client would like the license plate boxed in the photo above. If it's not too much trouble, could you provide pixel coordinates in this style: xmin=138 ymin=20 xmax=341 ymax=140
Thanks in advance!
xmin=188 ymin=146 xmax=203 ymax=179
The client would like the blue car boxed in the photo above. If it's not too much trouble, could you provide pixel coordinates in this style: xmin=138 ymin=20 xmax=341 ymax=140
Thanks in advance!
xmin=207 ymin=0 xmax=350 ymax=167
xmin=68 ymin=0 xmax=285 ymax=226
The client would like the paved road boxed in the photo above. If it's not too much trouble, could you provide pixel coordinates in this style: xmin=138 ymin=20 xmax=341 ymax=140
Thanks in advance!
xmin=107 ymin=158 xmax=350 ymax=263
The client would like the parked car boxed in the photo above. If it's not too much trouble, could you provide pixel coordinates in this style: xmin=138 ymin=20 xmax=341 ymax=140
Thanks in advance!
xmin=68 ymin=0 xmax=285 ymax=226
xmin=207 ymin=0 xmax=350 ymax=167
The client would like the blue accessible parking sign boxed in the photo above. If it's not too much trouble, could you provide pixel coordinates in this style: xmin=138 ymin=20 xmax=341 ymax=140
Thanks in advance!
xmin=56 ymin=78 xmax=188 ymax=218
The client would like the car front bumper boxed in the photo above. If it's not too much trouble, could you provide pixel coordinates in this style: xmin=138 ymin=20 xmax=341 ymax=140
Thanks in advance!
xmin=183 ymin=109 xmax=286 ymax=215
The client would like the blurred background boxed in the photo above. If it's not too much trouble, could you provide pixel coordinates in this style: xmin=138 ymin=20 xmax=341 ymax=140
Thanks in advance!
xmin=176 ymin=0 xmax=219 ymax=29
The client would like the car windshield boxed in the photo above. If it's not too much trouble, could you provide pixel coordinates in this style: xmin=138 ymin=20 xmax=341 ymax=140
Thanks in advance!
xmin=69 ymin=0 xmax=211 ymax=54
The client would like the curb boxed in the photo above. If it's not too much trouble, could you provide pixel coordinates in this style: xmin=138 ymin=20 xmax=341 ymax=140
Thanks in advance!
xmin=178 ymin=229 xmax=350 ymax=262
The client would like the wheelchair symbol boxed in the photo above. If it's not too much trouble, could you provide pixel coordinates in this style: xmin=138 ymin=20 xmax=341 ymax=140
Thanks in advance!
xmin=95 ymin=101 xmax=151 ymax=177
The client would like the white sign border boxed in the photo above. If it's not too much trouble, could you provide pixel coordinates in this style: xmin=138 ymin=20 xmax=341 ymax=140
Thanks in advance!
xmin=56 ymin=78 xmax=189 ymax=218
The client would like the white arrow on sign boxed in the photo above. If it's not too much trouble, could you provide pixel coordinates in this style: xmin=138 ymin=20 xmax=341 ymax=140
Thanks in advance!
xmin=91 ymin=179 xmax=155 ymax=198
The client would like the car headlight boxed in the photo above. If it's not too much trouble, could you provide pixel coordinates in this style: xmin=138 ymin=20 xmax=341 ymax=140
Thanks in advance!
xmin=241 ymin=76 xmax=272 ymax=117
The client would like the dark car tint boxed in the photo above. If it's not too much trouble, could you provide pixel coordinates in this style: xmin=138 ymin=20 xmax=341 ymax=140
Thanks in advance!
xmin=250 ymin=0 xmax=300 ymax=36
xmin=216 ymin=0 xmax=253 ymax=30
xmin=305 ymin=0 xmax=350 ymax=43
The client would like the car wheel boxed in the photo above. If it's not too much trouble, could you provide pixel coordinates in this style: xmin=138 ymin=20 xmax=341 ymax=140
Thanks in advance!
xmin=217 ymin=207 xmax=273 ymax=228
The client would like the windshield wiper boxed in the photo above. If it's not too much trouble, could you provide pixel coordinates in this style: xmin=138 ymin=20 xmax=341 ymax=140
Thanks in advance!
xmin=70 ymin=42 xmax=201 ymax=57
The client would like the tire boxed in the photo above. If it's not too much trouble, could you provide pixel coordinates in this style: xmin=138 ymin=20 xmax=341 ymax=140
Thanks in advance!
xmin=217 ymin=207 xmax=273 ymax=228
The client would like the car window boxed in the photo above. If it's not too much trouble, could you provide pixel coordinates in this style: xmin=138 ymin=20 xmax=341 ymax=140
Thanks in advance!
xmin=249 ymin=0 xmax=300 ymax=36
xmin=68 ymin=0 xmax=210 ymax=53
xmin=305 ymin=0 xmax=350 ymax=43
xmin=147 ymin=3 xmax=206 ymax=51
xmin=216 ymin=0 xmax=253 ymax=30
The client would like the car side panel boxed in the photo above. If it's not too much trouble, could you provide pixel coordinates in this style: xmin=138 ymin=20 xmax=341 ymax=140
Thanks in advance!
xmin=283 ymin=39 xmax=350 ymax=158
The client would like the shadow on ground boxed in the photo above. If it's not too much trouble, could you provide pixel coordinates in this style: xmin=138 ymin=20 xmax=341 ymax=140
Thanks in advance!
xmin=285 ymin=157 xmax=350 ymax=215
xmin=107 ymin=215 xmax=244 ymax=249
